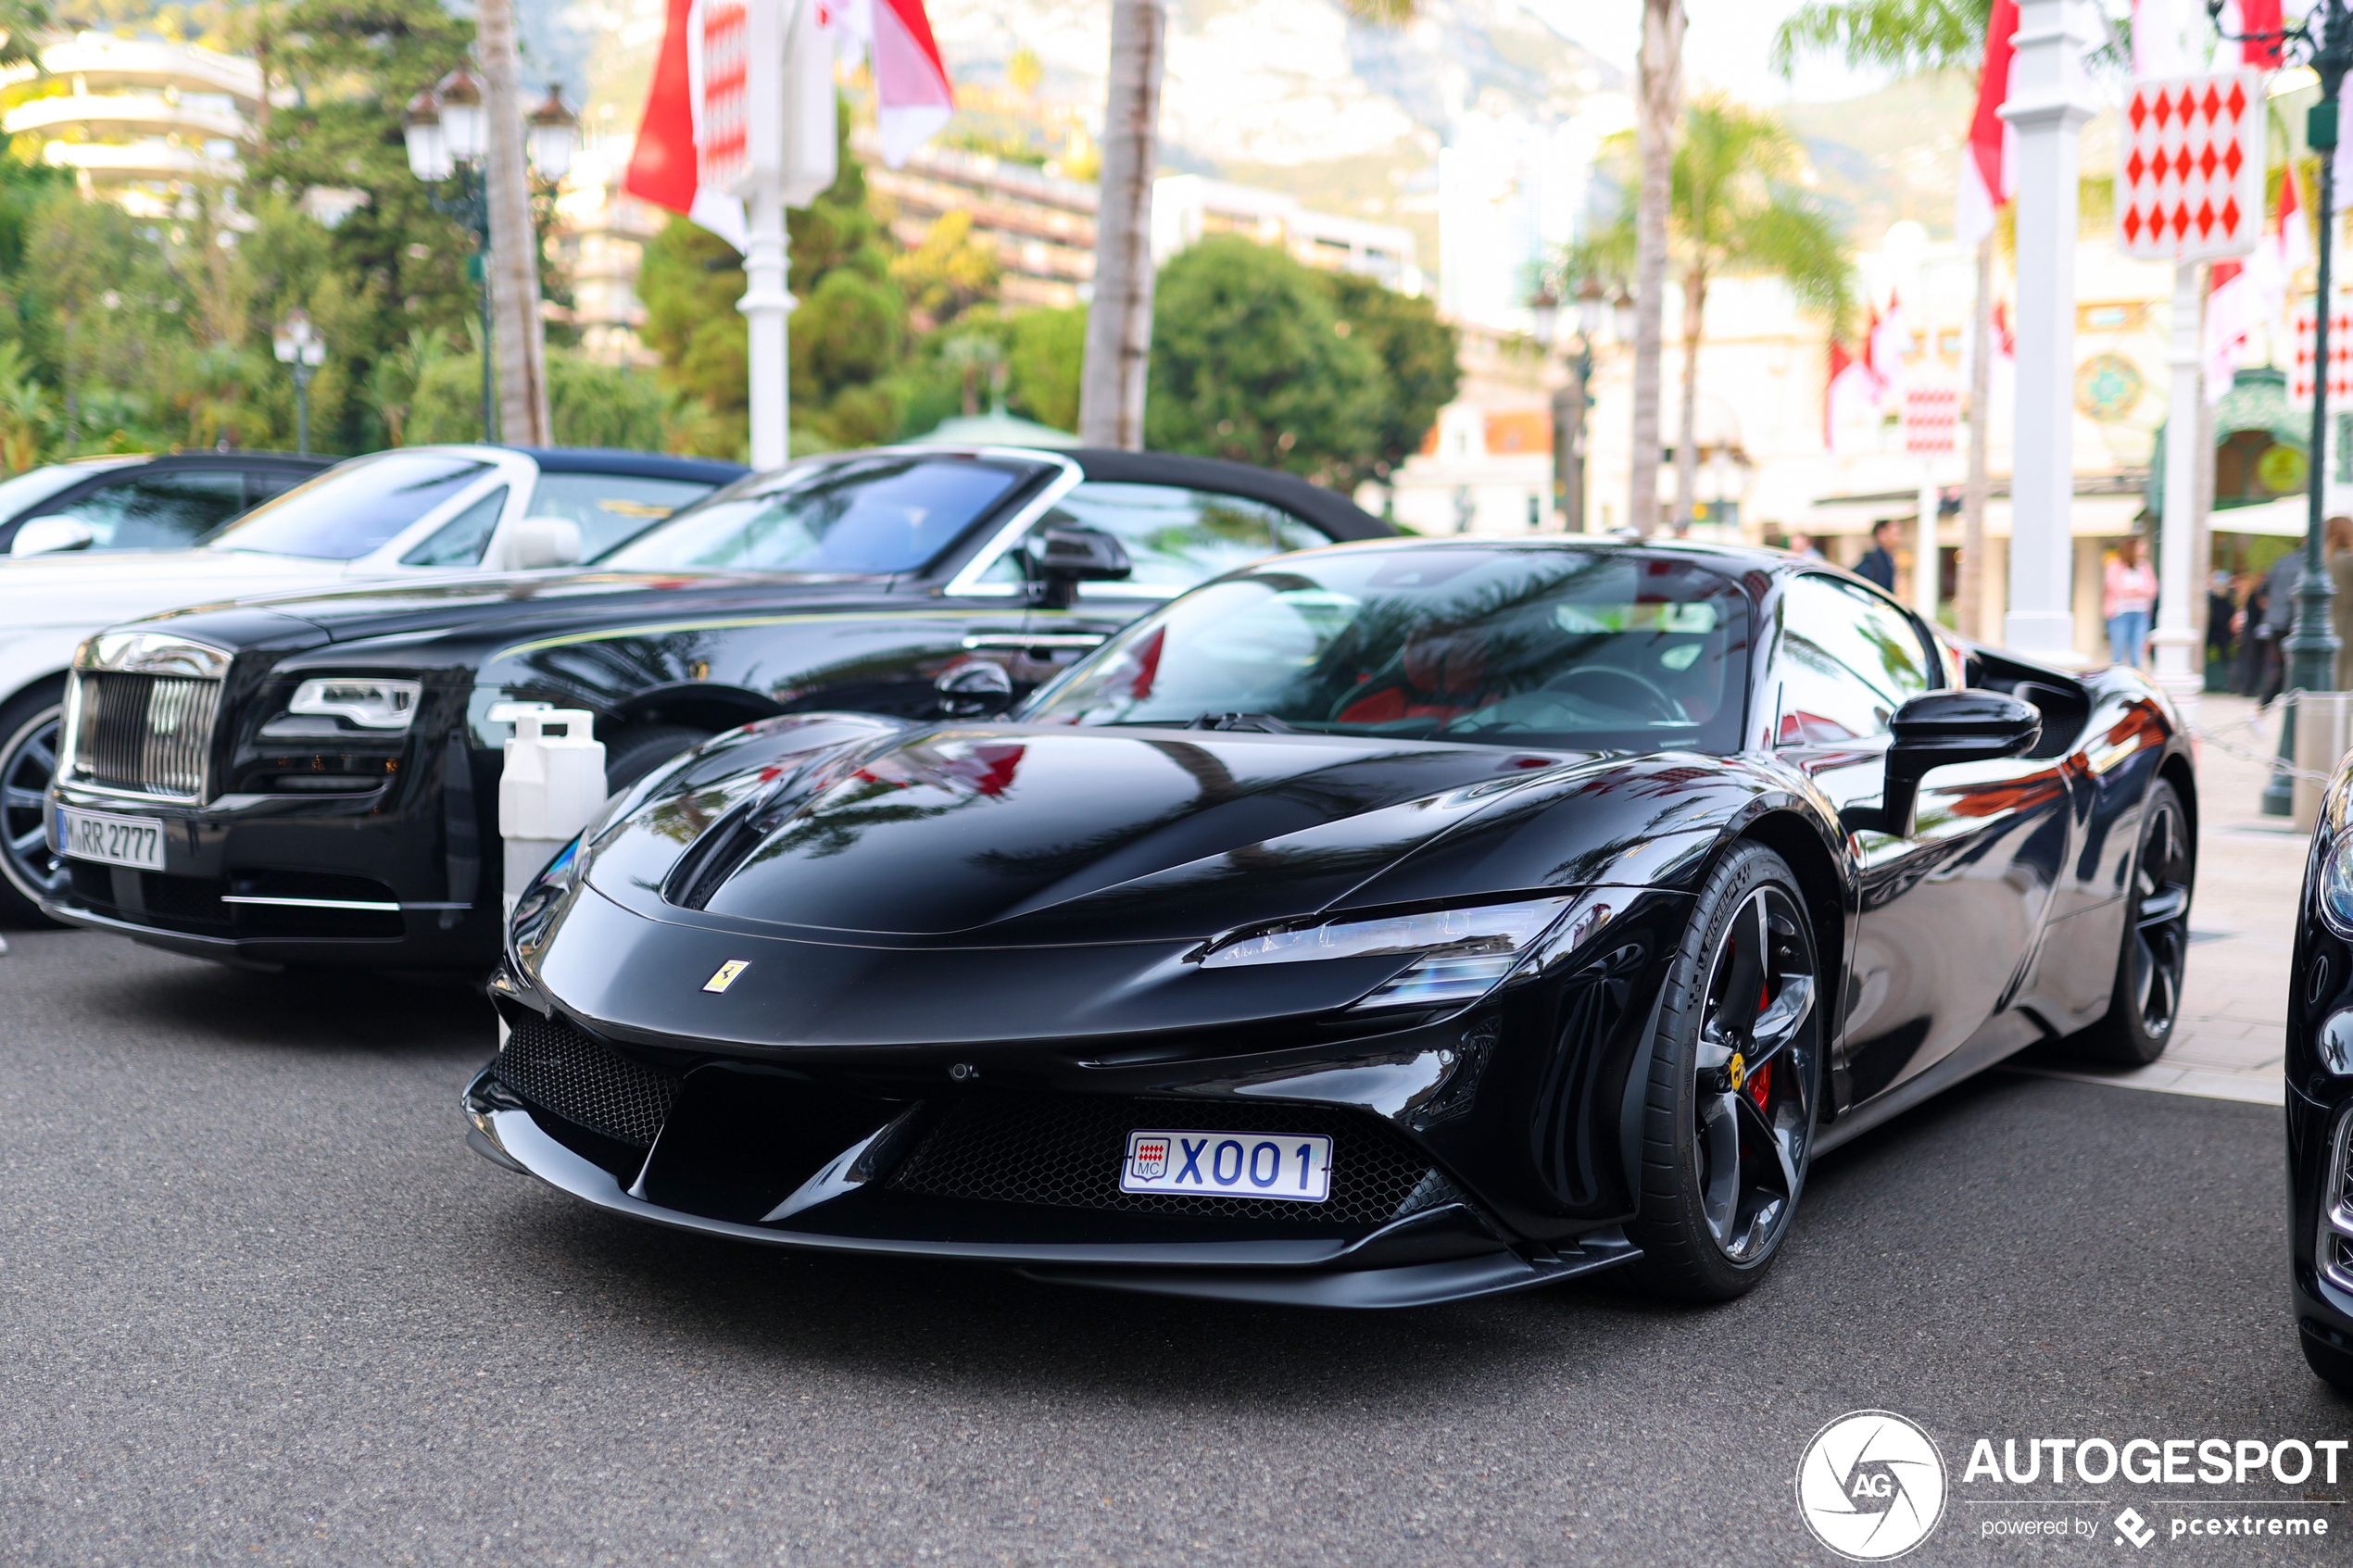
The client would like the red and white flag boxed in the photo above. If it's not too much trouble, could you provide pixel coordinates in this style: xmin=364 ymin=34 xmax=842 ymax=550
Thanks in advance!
xmin=1957 ymin=0 xmax=2020 ymax=248
xmin=1866 ymin=295 xmax=1914 ymax=398
xmin=2216 ymin=0 xmax=2285 ymax=68
xmin=1825 ymin=339 xmax=1879 ymax=452
xmin=626 ymin=0 xmax=949 ymax=249
xmin=823 ymin=0 xmax=955 ymax=168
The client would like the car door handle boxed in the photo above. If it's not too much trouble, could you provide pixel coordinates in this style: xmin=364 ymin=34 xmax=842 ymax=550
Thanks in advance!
xmin=961 ymin=633 xmax=1107 ymax=651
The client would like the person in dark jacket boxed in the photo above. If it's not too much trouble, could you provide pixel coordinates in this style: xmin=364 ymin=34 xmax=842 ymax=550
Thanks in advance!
xmin=1856 ymin=518 xmax=1900 ymax=592
xmin=2259 ymin=549 xmax=2305 ymax=707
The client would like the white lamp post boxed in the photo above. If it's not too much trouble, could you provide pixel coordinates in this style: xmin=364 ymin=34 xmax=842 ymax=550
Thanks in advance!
xmin=271 ymin=308 xmax=327 ymax=456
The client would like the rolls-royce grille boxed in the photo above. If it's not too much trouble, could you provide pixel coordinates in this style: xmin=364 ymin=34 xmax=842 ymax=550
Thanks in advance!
xmin=889 ymin=1095 xmax=1460 ymax=1227
xmin=493 ymin=1015 xmax=683 ymax=1148
xmin=70 ymin=671 xmax=219 ymax=798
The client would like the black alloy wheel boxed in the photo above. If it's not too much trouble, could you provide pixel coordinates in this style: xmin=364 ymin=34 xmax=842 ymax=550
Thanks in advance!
xmin=1626 ymin=843 xmax=1823 ymax=1301
xmin=0 ymin=678 xmax=68 ymax=926
xmin=2073 ymin=779 xmax=2193 ymax=1066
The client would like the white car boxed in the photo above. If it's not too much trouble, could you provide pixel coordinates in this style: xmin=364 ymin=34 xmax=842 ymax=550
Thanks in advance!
xmin=0 ymin=443 xmax=748 ymax=922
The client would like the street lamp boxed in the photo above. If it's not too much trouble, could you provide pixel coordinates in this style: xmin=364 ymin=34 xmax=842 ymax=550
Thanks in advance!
xmin=1528 ymin=278 xmax=1606 ymax=533
xmin=2213 ymin=1 xmax=2347 ymax=813
xmin=271 ymin=308 xmax=327 ymax=456
xmin=401 ymin=70 xmax=577 ymax=444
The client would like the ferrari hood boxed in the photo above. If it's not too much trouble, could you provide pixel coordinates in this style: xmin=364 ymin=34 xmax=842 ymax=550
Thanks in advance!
xmin=587 ymin=723 xmax=1587 ymax=945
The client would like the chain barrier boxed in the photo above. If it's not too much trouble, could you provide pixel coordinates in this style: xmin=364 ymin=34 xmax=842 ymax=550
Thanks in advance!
xmin=2186 ymin=689 xmax=2341 ymax=788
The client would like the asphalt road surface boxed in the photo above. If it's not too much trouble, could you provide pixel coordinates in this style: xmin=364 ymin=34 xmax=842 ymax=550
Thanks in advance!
xmin=0 ymin=927 xmax=2342 ymax=1567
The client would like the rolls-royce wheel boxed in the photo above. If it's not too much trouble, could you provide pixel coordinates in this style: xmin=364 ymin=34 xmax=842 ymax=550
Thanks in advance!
xmin=603 ymin=725 xmax=714 ymax=795
xmin=1625 ymin=843 xmax=1824 ymax=1302
xmin=0 ymin=677 xmax=69 ymax=928
xmin=2071 ymin=779 xmax=2193 ymax=1066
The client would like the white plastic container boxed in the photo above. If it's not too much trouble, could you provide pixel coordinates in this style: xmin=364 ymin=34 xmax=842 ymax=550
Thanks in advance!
xmin=497 ymin=706 xmax=606 ymax=915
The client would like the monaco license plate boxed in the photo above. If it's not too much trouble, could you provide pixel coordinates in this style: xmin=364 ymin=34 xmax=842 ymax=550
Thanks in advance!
xmin=1119 ymin=1129 xmax=1333 ymax=1203
xmin=57 ymin=807 xmax=166 ymax=871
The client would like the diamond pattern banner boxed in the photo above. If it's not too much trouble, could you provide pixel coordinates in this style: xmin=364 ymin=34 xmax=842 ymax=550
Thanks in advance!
xmin=2292 ymin=294 xmax=2353 ymax=405
xmin=2118 ymin=71 xmax=2263 ymax=262
xmin=1902 ymin=387 xmax=1959 ymax=456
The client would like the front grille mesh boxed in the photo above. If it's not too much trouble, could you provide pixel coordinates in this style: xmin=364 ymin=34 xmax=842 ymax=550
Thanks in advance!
xmin=70 ymin=671 xmax=219 ymax=797
xmin=890 ymin=1095 xmax=1458 ymax=1227
xmin=493 ymin=1015 xmax=682 ymax=1148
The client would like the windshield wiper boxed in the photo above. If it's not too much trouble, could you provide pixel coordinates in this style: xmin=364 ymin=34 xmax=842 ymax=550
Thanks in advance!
xmin=1184 ymin=712 xmax=1298 ymax=734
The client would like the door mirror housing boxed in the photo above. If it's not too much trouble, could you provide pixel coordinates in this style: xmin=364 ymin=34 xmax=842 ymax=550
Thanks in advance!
xmin=934 ymin=658 xmax=1015 ymax=717
xmin=10 ymin=515 xmax=95 ymax=557
xmin=499 ymin=516 xmax=582 ymax=571
xmin=1030 ymin=523 xmax=1131 ymax=609
xmin=1841 ymin=689 xmax=2043 ymax=836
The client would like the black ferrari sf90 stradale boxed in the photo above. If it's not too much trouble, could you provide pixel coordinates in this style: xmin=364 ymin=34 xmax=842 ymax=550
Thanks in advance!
xmin=467 ymin=539 xmax=2195 ymax=1308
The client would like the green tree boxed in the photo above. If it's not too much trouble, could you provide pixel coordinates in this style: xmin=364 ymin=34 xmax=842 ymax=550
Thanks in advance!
xmin=1583 ymin=96 xmax=1856 ymax=528
xmin=889 ymin=209 xmax=1000 ymax=331
xmin=1316 ymin=270 xmax=1459 ymax=498
xmin=1769 ymin=0 xmax=1990 ymax=75
xmin=1006 ymin=305 xmax=1084 ymax=433
xmin=1142 ymin=235 xmax=1382 ymax=484
xmin=638 ymin=97 xmax=910 ymax=458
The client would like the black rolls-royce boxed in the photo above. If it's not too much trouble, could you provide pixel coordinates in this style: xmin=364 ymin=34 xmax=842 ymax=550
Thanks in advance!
xmin=39 ymin=446 xmax=1388 ymax=968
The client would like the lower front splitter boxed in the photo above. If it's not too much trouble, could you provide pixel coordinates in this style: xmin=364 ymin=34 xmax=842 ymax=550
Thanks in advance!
xmin=467 ymin=1087 xmax=1641 ymax=1308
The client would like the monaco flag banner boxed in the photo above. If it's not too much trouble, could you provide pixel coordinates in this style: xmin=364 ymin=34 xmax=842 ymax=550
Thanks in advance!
xmin=2118 ymin=71 xmax=2264 ymax=262
xmin=1902 ymin=387 xmax=1959 ymax=457
xmin=626 ymin=0 xmax=950 ymax=248
xmin=2291 ymin=293 xmax=2353 ymax=405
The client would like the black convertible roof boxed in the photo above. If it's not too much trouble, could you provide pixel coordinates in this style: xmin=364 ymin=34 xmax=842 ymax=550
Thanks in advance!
xmin=1064 ymin=447 xmax=1390 ymax=541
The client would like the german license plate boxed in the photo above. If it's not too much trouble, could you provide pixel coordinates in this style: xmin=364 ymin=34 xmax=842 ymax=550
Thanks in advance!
xmin=1119 ymin=1129 xmax=1333 ymax=1202
xmin=57 ymin=807 xmax=166 ymax=871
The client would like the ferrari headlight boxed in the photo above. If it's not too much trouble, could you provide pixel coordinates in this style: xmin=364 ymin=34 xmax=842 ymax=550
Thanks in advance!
xmin=1202 ymin=897 xmax=1584 ymax=1010
xmin=289 ymin=677 xmax=422 ymax=731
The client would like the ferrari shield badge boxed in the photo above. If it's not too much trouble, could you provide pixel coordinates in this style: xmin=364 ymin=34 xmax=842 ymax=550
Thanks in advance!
xmin=702 ymin=960 xmax=750 ymax=994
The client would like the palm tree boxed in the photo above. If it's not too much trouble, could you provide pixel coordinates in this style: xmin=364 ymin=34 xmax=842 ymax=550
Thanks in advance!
xmin=1077 ymin=0 xmax=1416 ymax=450
xmin=1773 ymin=0 xmax=1995 ymax=633
xmin=1582 ymin=98 xmax=1857 ymax=533
xmin=1629 ymin=0 xmax=1685 ymax=536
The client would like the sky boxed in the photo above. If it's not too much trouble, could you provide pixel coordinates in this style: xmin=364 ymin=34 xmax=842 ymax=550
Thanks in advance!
xmin=1520 ymin=0 xmax=1904 ymax=105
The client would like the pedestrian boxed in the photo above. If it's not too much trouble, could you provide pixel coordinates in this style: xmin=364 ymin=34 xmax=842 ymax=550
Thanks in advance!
xmin=1856 ymin=519 xmax=1898 ymax=592
xmin=1785 ymin=531 xmax=1827 ymax=561
xmin=2103 ymin=533 xmax=2158 ymax=668
xmin=2207 ymin=568 xmax=2236 ymax=682
xmin=2233 ymin=571 xmax=2267 ymax=696
xmin=2259 ymin=548 xmax=2305 ymax=707
xmin=2331 ymin=518 xmax=2353 ymax=691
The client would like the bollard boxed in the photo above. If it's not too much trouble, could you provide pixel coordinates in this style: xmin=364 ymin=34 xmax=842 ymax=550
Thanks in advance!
xmin=2294 ymin=691 xmax=2353 ymax=832
xmin=497 ymin=706 xmax=607 ymax=920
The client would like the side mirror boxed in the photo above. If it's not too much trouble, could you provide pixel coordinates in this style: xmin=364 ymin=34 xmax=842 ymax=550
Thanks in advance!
xmin=1030 ymin=523 xmax=1131 ymax=609
xmin=10 ymin=515 xmax=94 ymax=557
xmin=501 ymin=516 xmax=582 ymax=571
xmin=933 ymin=659 xmax=1014 ymax=718
xmin=1841 ymin=688 xmax=2042 ymax=836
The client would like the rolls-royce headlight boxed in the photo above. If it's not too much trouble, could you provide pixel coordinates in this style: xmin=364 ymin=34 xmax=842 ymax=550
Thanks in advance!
xmin=2322 ymin=836 xmax=2353 ymax=937
xmin=1201 ymin=896 xmax=1598 ymax=1010
xmin=289 ymin=677 xmax=422 ymax=730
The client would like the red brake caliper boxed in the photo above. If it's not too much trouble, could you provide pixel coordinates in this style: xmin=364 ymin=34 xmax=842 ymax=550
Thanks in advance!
xmin=1746 ymin=983 xmax=1772 ymax=1109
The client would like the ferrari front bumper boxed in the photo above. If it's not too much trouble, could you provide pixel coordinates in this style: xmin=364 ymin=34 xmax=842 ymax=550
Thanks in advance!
xmin=464 ymin=1073 xmax=1641 ymax=1309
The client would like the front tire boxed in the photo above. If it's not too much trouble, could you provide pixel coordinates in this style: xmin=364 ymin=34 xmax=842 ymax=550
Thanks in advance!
xmin=2071 ymin=779 xmax=2193 ymax=1066
xmin=0 ymin=677 xmax=69 ymax=928
xmin=1624 ymin=843 xmax=1824 ymax=1302
xmin=2303 ymin=1326 xmax=2353 ymax=1396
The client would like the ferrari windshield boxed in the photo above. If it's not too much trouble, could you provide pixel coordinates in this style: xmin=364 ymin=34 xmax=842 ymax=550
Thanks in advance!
xmin=600 ymin=454 xmax=1029 ymax=574
xmin=1026 ymin=546 xmax=1753 ymax=752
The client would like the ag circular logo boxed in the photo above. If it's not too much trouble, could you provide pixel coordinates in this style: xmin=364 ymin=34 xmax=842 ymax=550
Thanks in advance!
xmin=1794 ymin=1410 xmax=1947 ymax=1561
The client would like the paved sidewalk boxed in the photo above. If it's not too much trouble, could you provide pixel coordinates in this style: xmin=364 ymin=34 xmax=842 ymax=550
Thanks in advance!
xmin=2019 ymin=690 xmax=2301 ymax=1106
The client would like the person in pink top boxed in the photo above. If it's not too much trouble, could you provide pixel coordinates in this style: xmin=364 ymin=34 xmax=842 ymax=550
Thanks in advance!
xmin=2104 ymin=533 xmax=2158 ymax=667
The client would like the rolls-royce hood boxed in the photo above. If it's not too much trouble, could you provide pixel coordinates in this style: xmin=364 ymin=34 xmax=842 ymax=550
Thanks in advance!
xmin=584 ymin=722 xmax=1588 ymax=946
